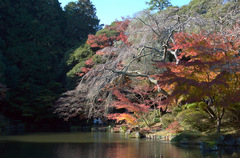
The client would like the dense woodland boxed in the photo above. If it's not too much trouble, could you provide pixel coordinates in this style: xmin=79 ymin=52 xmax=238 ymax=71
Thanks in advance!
xmin=0 ymin=0 xmax=101 ymax=130
xmin=0 ymin=0 xmax=240 ymax=135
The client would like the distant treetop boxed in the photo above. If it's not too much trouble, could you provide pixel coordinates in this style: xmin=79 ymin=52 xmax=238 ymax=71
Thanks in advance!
xmin=146 ymin=0 xmax=172 ymax=11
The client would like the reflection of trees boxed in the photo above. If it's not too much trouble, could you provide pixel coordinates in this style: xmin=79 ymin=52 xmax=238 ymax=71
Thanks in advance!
xmin=52 ymin=133 xmax=240 ymax=158
xmin=1 ymin=133 xmax=240 ymax=157
xmin=53 ymin=138 xmax=205 ymax=158
xmin=55 ymin=143 xmax=82 ymax=158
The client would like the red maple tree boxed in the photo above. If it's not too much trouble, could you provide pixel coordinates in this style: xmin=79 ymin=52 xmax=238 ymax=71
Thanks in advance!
xmin=156 ymin=25 xmax=240 ymax=132
xmin=87 ymin=19 xmax=130 ymax=49
xmin=107 ymin=80 xmax=165 ymax=128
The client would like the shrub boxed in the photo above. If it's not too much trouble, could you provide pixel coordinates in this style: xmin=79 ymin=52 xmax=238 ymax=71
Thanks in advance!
xmin=171 ymin=107 xmax=182 ymax=116
xmin=177 ymin=109 xmax=212 ymax=132
xmin=119 ymin=125 xmax=128 ymax=132
xmin=166 ymin=120 xmax=181 ymax=133
xmin=222 ymin=109 xmax=240 ymax=130
xmin=161 ymin=113 xmax=175 ymax=128
xmin=153 ymin=117 xmax=160 ymax=123
xmin=171 ymin=131 xmax=202 ymax=142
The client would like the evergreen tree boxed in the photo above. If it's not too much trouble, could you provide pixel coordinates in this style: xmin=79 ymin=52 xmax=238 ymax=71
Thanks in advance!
xmin=0 ymin=0 xmax=102 ymax=124
xmin=1 ymin=0 xmax=65 ymax=120
xmin=64 ymin=0 xmax=101 ymax=46
xmin=146 ymin=0 xmax=172 ymax=11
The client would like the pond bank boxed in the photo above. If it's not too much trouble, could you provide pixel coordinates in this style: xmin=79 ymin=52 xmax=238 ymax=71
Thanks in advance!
xmin=145 ymin=131 xmax=240 ymax=151
xmin=107 ymin=125 xmax=240 ymax=151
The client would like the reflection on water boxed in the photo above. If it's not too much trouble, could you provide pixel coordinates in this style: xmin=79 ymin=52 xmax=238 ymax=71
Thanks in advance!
xmin=0 ymin=132 xmax=239 ymax=158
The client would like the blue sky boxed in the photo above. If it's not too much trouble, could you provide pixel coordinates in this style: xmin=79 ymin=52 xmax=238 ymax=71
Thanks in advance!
xmin=59 ymin=0 xmax=192 ymax=25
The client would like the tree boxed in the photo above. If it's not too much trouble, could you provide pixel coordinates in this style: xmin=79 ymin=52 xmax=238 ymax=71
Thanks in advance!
xmin=146 ymin=0 xmax=172 ymax=11
xmin=64 ymin=0 xmax=100 ymax=46
xmin=62 ymin=42 xmax=94 ymax=89
xmin=3 ymin=0 xmax=66 ymax=120
xmin=0 ymin=0 xmax=105 ymax=126
xmin=54 ymin=0 xmax=240 ymax=131
xmin=87 ymin=19 xmax=130 ymax=50
xmin=107 ymin=79 xmax=164 ymax=127
xmin=157 ymin=27 xmax=240 ymax=133
xmin=0 ymin=0 xmax=66 ymax=122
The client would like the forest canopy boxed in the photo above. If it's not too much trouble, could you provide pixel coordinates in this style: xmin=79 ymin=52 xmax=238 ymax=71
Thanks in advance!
xmin=0 ymin=0 xmax=101 ymax=127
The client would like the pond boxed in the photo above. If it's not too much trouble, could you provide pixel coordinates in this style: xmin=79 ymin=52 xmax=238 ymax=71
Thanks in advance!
xmin=0 ymin=132 xmax=239 ymax=158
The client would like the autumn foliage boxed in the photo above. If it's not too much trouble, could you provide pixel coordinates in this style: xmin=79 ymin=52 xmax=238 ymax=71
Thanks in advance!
xmin=108 ymin=24 xmax=240 ymax=131
xmin=107 ymin=82 xmax=164 ymax=127
xmin=166 ymin=121 xmax=181 ymax=133
xmin=76 ymin=57 xmax=94 ymax=77
xmin=159 ymin=28 xmax=240 ymax=103
xmin=55 ymin=1 xmax=240 ymax=134
xmin=108 ymin=88 xmax=150 ymax=126
xmin=156 ymin=26 xmax=240 ymax=132
xmin=87 ymin=19 xmax=130 ymax=49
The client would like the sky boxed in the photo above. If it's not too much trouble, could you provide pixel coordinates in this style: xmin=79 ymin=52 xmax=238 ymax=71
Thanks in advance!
xmin=58 ymin=0 xmax=192 ymax=25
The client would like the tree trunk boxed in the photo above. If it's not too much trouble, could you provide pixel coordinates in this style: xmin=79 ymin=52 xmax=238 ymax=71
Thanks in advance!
xmin=154 ymin=104 xmax=156 ymax=121
xmin=217 ymin=118 xmax=222 ymax=133
xmin=217 ymin=108 xmax=225 ymax=133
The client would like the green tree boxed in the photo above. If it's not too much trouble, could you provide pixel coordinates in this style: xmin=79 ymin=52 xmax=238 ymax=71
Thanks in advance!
xmin=0 ymin=0 xmax=103 ymax=126
xmin=64 ymin=42 xmax=94 ymax=89
xmin=64 ymin=0 xmax=101 ymax=46
xmin=146 ymin=0 xmax=172 ymax=11
xmin=0 ymin=0 xmax=65 ymax=122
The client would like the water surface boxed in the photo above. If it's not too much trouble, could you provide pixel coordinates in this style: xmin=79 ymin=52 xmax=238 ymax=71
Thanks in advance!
xmin=0 ymin=132 xmax=239 ymax=158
